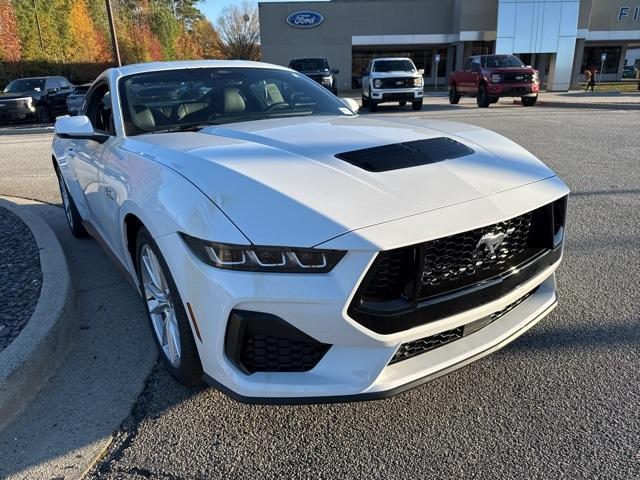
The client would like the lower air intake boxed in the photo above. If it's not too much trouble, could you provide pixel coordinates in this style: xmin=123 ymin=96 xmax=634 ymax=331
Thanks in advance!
xmin=225 ymin=310 xmax=331 ymax=374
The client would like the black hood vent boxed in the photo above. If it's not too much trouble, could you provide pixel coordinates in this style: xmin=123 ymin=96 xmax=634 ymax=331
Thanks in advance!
xmin=335 ymin=137 xmax=474 ymax=172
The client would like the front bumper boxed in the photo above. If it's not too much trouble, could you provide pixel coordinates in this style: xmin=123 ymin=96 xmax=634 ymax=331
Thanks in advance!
xmin=155 ymin=178 xmax=568 ymax=403
xmin=371 ymin=88 xmax=423 ymax=103
xmin=0 ymin=104 xmax=36 ymax=123
xmin=488 ymin=83 xmax=539 ymax=97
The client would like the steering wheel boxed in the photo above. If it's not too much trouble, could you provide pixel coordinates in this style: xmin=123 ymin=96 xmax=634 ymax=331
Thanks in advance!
xmin=266 ymin=102 xmax=289 ymax=111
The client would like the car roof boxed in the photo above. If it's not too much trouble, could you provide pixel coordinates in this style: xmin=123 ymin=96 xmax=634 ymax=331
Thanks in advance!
xmin=372 ymin=57 xmax=412 ymax=62
xmin=112 ymin=60 xmax=290 ymax=77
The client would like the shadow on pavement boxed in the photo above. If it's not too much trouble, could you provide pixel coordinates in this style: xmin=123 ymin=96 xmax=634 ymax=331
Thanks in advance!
xmin=0 ymin=199 xmax=157 ymax=480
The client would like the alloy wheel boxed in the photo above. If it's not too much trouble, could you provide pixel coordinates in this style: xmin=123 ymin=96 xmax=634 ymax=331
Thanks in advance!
xmin=140 ymin=244 xmax=181 ymax=366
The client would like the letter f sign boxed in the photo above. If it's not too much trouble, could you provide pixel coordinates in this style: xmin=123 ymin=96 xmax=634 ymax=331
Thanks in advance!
xmin=618 ymin=7 xmax=630 ymax=21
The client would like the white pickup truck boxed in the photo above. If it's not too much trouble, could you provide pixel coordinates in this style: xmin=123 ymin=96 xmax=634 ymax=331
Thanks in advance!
xmin=361 ymin=57 xmax=424 ymax=112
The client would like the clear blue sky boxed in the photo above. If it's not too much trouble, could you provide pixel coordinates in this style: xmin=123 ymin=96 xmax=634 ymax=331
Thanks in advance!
xmin=201 ymin=0 xmax=328 ymax=23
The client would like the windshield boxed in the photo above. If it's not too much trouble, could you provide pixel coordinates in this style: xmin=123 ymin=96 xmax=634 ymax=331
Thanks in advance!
xmin=483 ymin=55 xmax=525 ymax=68
xmin=373 ymin=60 xmax=415 ymax=73
xmin=3 ymin=78 xmax=45 ymax=93
xmin=119 ymin=67 xmax=353 ymax=136
xmin=289 ymin=59 xmax=329 ymax=72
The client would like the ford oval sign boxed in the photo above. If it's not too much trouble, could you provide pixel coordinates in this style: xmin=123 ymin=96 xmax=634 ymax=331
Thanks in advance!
xmin=287 ymin=11 xmax=324 ymax=29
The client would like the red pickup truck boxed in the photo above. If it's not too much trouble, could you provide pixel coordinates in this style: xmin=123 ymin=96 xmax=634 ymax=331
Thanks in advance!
xmin=448 ymin=54 xmax=539 ymax=108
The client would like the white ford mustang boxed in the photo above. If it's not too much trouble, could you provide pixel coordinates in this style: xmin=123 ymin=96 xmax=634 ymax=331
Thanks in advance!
xmin=52 ymin=60 xmax=568 ymax=403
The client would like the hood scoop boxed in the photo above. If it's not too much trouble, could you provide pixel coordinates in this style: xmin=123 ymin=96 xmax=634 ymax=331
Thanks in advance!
xmin=335 ymin=137 xmax=474 ymax=172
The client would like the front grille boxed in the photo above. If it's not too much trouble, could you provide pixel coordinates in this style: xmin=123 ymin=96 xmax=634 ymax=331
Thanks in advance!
xmin=420 ymin=211 xmax=534 ymax=298
xmin=348 ymin=197 xmax=567 ymax=334
xmin=378 ymin=77 xmax=413 ymax=89
xmin=389 ymin=288 xmax=536 ymax=365
xmin=502 ymin=72 xmax=533 ymax=83
xmin=225 ymin=310 xmax=331 ymax=374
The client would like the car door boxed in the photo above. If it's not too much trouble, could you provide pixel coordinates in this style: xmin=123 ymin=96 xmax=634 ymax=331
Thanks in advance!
xmin=65 ymin=81 xmax=116 ymax=236
xmin=459 ymin=57 xmax=472 ymax=92
xmin=44 ymin=78 xmax=65 ymax=115
xmin=470 ymin=57 xmax=482 ymax=92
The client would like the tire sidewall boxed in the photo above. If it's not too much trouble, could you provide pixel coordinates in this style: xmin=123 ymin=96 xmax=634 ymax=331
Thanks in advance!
xmin=135 ymin=228 xmax=202 ymax=385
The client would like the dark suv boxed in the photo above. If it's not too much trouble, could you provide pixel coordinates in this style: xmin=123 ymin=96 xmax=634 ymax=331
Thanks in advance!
xmin=288 ymin=58 xmax=339 ymax=95
xmin=0 ymin=76 xmax=75 ymax=123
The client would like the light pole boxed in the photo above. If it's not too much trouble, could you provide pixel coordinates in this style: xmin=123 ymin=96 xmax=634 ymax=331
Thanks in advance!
xmin=32 ymin=0 xmax=44 ymax=51
xmin=105 ymin=0 xmax=121 ymax=66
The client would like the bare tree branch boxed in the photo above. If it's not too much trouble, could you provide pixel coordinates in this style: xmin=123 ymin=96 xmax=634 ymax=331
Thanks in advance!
xmin=216 ymin=1 xmax=260 ymax=61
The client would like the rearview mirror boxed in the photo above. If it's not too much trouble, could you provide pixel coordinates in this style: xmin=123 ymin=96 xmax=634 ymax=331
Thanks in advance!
xmin=340 ymin=97 xmax=359 ymax=113
xmin=55 ymin=115 xmax=109 ymax=143
xmin=331 ymin=68 xmax=340 ymax=75
xmin=418 ymin=69 xmax=425 ymax=75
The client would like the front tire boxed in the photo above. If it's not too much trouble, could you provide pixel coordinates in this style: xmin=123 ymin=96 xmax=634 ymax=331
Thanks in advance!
xmin=412 ymin=99 xmax=423 ymax=111
xmin=136 ymin=228 xmax=202 ymax=386
xmin=477 ymin=84 xmax=490 ymax=108
xmin=449 ymin=84 xmax=461 ymax=104
xmin=522 ymin=95 xmax=538 ymax=107
xmin=368 ymin=100 xmax=378 ymax=112
xmin=361 ymin=94 xmax=369 ymax=108
xmin=55 ymin=167 xmax=88 ymax=238
xmin=36 ymin=105 xmax=51 ymax=123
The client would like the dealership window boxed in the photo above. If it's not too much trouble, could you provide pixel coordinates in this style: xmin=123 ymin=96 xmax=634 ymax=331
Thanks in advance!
xmin=471 ymin=41 xmax=495 ymax=56
xmin=581 ymin=47 xmax=622 ymax=74
xmin=352 ymin=48 xmax=434 ymax=78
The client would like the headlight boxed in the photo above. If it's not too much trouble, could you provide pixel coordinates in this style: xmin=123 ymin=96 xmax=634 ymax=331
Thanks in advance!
xmin=413 ymin=76 xmax=424 ymax=87
xmin=491 ymin=73 xmax=502 ymax=83
xmin=181 ymin=233 xmax=346 ymax=273
xmin=321 ymin=76 xmax=333 ymax=86
xmin=373 ymin=79 xmax=382 ymax=89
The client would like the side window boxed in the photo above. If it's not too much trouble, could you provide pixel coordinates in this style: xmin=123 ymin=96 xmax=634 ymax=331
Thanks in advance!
xmin=59 ymin=78 xmax=71 ymax=89
xmin=463 ymin=58 xmax=472 ymax=70
xmin=45 ymin=78 xmax=57 ymax=91
xmin=84 ymin=83 xmax=114 ymax=136
xmin=365 ymin=61 xmax=372 ymax=74
xmin=471 ymin=58 xmax=481 ymax=72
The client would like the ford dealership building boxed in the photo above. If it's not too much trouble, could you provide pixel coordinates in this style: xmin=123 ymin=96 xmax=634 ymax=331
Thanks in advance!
xmin=259 ymin=0 xmax=640 ymax=91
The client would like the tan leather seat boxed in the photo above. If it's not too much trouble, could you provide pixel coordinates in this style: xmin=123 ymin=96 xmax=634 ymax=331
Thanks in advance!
xmin=177 ymin=102 xmax=207 ymax=120
xmin=224 ymin=88 xmax=245 ymax=114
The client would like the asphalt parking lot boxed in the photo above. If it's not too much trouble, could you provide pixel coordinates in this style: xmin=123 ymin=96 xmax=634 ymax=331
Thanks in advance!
xmin=1 ymin=99 xmax=639 ymax=479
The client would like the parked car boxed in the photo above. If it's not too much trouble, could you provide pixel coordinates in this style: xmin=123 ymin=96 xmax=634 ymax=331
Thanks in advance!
xmin=361 ymin=57 xmax=424 ymax=112
xmin=622 ymin=65 xmax=637 ymax=79
xmin=449 ymin=54 xmax=540 ymax=107
xmin=52 ymin=60 xmax=568 ymax=403
xmin=66 ymin=83 xmax=91 ymax=115
xmin=288 ymin=58 xmax=339 ymax=95
xmin=0 ymin=76 xmax=74 ymax=123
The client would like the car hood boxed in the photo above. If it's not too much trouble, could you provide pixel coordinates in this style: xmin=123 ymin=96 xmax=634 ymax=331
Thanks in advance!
xmin=0 ymin=91 xmax=40 ymax=100
xmin=125 ymin=116 xmax=556 ymax=247
xmin=298 ymin=70 xmax=330 ymax=76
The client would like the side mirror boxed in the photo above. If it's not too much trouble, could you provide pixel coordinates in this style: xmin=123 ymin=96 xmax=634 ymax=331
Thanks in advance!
xmin=418 ymin=69 xmax=425 ymax=75
xmin=340 ymin=97 xmax=359 ymax=113
xmin=46 ymin=87 xmax=59 ymax=94
xmin=331 ymin=68 xmax=340 ymax=75
xmin=55 ymin=115 xmax=109 ymax=143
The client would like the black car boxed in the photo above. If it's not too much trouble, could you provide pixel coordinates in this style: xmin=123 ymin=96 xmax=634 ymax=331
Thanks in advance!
xmin=0 ymin=76 xmax=74 ymax=124
xmin=288 ymin=58 xmax=339 ymax=95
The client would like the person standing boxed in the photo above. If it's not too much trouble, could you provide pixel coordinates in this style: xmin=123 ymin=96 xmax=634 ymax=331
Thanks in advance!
xmin=584 ymin=66 xmax=595 ymax=92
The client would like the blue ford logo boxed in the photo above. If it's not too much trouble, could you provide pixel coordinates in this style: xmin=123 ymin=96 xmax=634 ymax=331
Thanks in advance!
xmin=286 ymin=11 xmax=324 ymax=28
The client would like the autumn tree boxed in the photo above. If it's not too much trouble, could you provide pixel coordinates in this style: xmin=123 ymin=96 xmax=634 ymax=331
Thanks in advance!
xmin=0 ymin=0 xmax=22 ymax=61
xmin=216 ymin=1 xmax=260 ymax=61
xmin=67 ymin=0 xmax=110 ymax=63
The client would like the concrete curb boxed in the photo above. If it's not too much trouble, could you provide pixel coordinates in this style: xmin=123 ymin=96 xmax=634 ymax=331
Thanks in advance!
xmin=0 ymin=126 xmax=53 ymax=136
xmin=511 ymin=99 xmax=640 ymax=110
xmin=0 ymin=198 xmax=76 ymax=431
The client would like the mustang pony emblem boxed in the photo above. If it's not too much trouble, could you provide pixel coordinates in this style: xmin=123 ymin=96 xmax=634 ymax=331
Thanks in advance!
xmin=476 ymin=232 xmax=507 ymax=255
